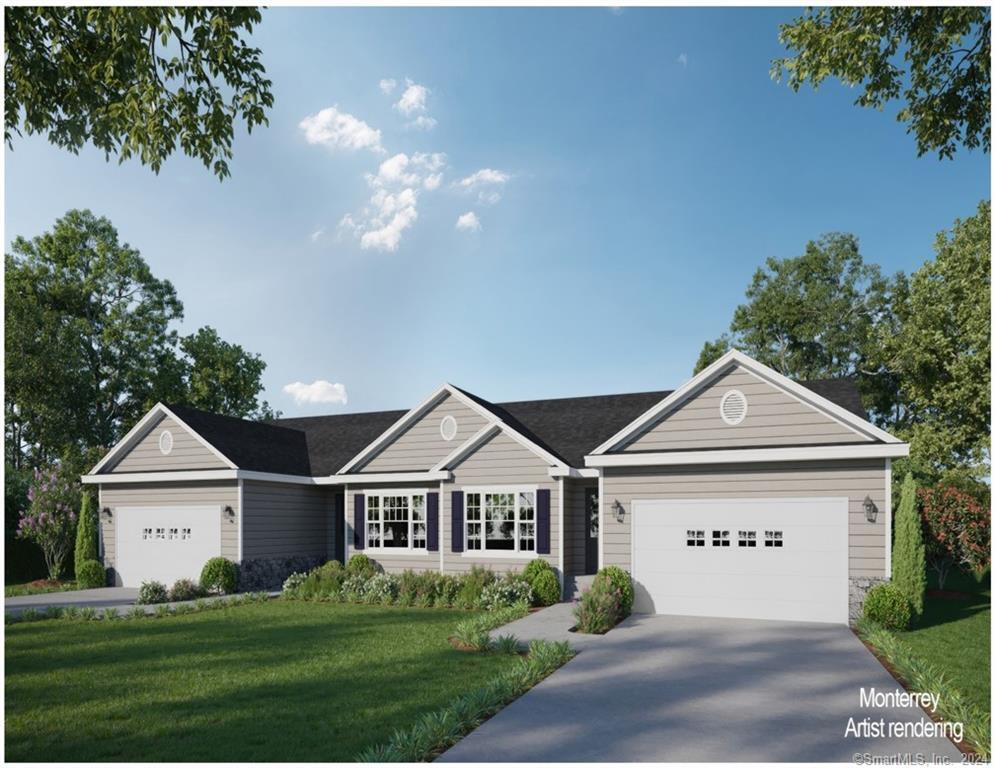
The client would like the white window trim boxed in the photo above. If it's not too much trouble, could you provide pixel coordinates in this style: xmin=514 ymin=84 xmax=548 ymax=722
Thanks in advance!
xmin=362 ymin=489 xmax=431 ymax=555
xmin=461 ymin=485 xmax=538 ymax=558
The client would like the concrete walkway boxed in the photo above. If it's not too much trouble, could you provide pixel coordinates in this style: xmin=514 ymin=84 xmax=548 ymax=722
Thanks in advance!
xmin=5 ymin=587 xmax=280 ymax=618
xmin=495 ymin=602 xmax=610 ymax=651
xmin=441 ymin=612 xmax=964 ymax=762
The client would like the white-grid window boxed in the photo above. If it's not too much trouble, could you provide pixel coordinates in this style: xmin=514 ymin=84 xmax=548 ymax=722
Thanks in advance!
xmin=465 ymin=490 xmax=536 ymax=553
xmin=365 ymin=493 xmax=427 ymax=551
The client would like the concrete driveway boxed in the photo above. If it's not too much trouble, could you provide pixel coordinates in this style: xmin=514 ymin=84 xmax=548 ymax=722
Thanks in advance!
xmin=440 ymin=614 xmax=964 ymax=762
xmin=5 ymin=587 xmax=139 ymax=615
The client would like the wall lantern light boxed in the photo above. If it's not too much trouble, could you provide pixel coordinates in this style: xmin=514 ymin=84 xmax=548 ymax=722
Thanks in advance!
xmin=223 ymin=505 xmax=235 ymax=520
xmin=862 ymin=496 xmax=878 ymax=523
xmin=612 ymin=500 xmax=625 ymax=524
xmin=101 ymin=507 xmax=112 ymax=520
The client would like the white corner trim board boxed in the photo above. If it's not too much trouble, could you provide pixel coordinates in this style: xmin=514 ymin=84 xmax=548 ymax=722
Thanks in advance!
xmin=585 ymin=442 xmax=909 ymax=468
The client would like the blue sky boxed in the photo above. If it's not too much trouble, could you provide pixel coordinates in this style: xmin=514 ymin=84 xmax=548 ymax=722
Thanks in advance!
xmin=4 ymin=6 xmax=990 ymax=417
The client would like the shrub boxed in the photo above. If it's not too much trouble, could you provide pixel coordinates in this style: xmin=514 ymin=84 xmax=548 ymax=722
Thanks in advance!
xmin=153 ymin=603 xmax=173 ymax=618
xmin=236 ymin=555 xmax=323 ymax=591
xmin=455 ymin=565 xmax=496 ymax=609
xmin=102 ymin=608 xmax=118 ymax=621
xmin=341 ymin=574 xmax=369 ymax=602
xmin=126 ymin=605 xmax=147 ymax=619
xmin=200 ymin=557 xmax=237 ymax=595
xmin=892 ymin=473 xmax=926 ymax=618
xmin=437 ymin=574 xmax=460 ymax=608
xmin=76 ymin=559 xmax=105 ymax=590
xmin=297 ymin=561 xmax=348 ymax=600
xmin=79 ymin=607 xmax=97 ymax=621
xmin=364 ymin=573 xmax=399 ymax=605
xmin=919 ymin=484 xmax=991 ymax=589
xmin=451 ymin=604 xmax=530 ymax=651
xmin=17 ymin=465 xmax=81 ymax=580
xmin=521 ymin=558 xmax=552 ymax=585
xmin=168 ymin=578 xmax=203 ymax=602
xmin=574 ymin=580 xmax=622 ymax=634
xmin=74 ymin=490 xmax=99 ymax=581
xmin=531 ymin=569 xmax=560 ymax=606
xmin=863 ymin=583 xmax=912 ymax=630
xmin=593 ymin=565 xmax=633 ymax=616
xmin=282 ymin=571 xmax=308 ymax=595
xmin=347 ymin=553 xmax=377 ymax=578
xmin=493 ymin=634 xmax=520 ymax=655
xmin=479 ymin=574 xmax=533 ymax=611
xmin=137 ymin=580 xmax=168 ymax=605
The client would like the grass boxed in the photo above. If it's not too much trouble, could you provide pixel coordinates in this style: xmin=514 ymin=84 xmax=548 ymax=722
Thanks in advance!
xmin=898 ymin=570 xmax=990 ymax=714
xmin=5 ymin=601 xmax=518 ymax=761
xmin=5 ymin=579 xmax=77 ymax=597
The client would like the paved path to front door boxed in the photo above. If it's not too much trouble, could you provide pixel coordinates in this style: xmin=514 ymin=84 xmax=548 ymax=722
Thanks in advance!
xmin=440 ymin=613 xmax=964 ymax=762
xmin=5 ymin=587 xmax=140 ymax=615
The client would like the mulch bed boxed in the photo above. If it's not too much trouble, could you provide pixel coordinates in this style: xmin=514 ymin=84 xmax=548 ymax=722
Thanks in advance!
xmin=20 ymin=579 xmax=68 ymax=590
xmin=926 ymin=588 xmax=975 ymax=601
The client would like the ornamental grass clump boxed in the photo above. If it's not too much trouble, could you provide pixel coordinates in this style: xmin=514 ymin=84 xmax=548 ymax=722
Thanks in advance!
xmin=592 ymin=565 xmax=633 ymax=617
xmin=574 ymin=580 xmax=622 ymax=634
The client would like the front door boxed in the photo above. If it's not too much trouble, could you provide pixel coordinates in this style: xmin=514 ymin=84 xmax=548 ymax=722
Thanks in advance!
xmin=584 ymin=488 xmax=599 ymax=574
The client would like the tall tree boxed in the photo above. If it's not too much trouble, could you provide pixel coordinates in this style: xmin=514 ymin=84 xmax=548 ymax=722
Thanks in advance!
xmin=694 ymin=233 xmax=898 ymax=424
xmin=4 ymin=7 xmax=273 ymax=179
xmin=772 ymin=7 xmax=990 ymax=159
xmin=875 ymin=200 xmax=991 ymax=480
xmin=892 ymin=473 xmax=926 ymax=618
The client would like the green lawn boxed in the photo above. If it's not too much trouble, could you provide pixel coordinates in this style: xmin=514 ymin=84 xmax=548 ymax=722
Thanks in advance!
xmin=5 ymin=601 xmax=517 ymax=761
xmin=898 ymin=571 xmax=991 ymax=714
xmin=4 ymin=580 xmax=77 ymax=598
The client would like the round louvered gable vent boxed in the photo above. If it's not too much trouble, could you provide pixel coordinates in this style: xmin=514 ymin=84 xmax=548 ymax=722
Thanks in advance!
xmin=719 ymin=390 xmax=748 ymax=425
xmin=440 ymin=415 xmax=458 ymax=441
xmin=159 ymin=430 xmax=174 ymax=455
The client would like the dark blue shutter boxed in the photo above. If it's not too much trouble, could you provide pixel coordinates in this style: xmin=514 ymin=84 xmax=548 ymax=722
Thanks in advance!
xmin=426 ymin=492 xmax=439 ymax=552
xmin=451 ymin=491 xmax=464 ymax=553
xmin=536 ymin=489 xmax=551 ymax=554
xmin=353 ymin=494 xmax=365 ymax=550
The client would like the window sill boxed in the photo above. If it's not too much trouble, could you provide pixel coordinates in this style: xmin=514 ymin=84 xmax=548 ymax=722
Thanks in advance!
xmin=362 ymin=549 xmax=431 ymax=556
xmin=460 ymin=551 xmax=538 ymax=560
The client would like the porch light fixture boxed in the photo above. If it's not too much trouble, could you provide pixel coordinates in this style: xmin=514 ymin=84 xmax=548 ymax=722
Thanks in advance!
xmin=612 ymin=500 xmax=625 ymax=524
xmin=223 ymin=505 xmax=235 ymax=520
xmin=101 ymin=507 xmax=112 ymax=520
xmin=862 ymin=496 xmax=877 ymax=523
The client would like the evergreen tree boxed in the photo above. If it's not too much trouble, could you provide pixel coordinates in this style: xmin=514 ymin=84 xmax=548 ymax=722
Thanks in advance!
xmin=74 ymin=489 xmax=99 ymax=577
xmin=891 ymin=472 xmax=926 ymax=618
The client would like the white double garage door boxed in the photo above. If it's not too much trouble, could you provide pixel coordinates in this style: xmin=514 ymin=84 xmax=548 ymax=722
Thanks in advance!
xmin=631 ymin=498 xmax=849 ymax=624
xmin=116 ymin=506 xmax=222 ymax=587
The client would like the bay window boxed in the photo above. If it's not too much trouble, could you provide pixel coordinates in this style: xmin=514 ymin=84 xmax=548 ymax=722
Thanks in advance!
xmin=465 ymin=490 xmax=536 ymax=554
xmin=366 ymin=493 xmax=427 ymax=551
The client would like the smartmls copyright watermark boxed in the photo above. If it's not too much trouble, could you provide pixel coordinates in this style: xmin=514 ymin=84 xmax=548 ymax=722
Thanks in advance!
xmin=846 ymin=687 xmax=980 ymax=765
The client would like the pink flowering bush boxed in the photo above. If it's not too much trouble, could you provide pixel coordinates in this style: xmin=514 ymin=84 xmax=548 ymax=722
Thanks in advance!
xmin=17 ymin=465 xmax=81 ymax=580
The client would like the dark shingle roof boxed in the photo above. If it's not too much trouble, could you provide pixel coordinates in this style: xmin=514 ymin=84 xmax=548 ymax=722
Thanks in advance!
xmin=165 ymin=403 xmax=313 ymax=476
xmin=160 ymin=377 xmax=868 ymax=476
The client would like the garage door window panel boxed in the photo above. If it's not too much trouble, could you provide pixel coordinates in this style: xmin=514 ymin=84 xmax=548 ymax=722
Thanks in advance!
xmin=738 ymin=530 xmax=757 ymax=547
xmin=686 ymin=529 xmax=705 ymax=547
xmin=712 ymin=530 xmax=730 ymax=547
xmin=765 ymin=530 xmax=784 ymax=547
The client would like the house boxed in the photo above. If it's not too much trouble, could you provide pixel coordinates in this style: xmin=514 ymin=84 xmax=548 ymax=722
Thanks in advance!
xmin=82 ymin=350 xmax=908 ymax=624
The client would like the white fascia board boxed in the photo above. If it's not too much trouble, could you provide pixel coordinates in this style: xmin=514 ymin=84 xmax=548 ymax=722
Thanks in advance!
xmin=319 ymin=470 xmax=453 ymax=485
xmin=336 ymin=385 xmax=451 ymax=474
xmin=431 ymin=424 xmax=500 ymax=471
xmin=590 ymin=349 xmax=901 ymax=455
xmin=548 ymin=467 xmax=599 ymax=479
xmin=82 ymin=469 xmax=241 ymax=484
xmin=585 ymin=442 xmax=910 ymax=468
xmin=159 ymin=404 xmax=240 ymax=468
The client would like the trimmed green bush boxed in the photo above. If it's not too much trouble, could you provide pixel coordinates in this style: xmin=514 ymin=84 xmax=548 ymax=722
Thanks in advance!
xmin=346 ymin=553 xmax=376 ymax=578
xmin=200 ymin=557 xmax=237 ymax=595
xmin=137 ymin=580 xmax=168 ymax=605
xmin=892 ymin=472 xmax=926 ymax=618
xmin=593 ymin=566 xmax=633 ymax=616
xmin=531 ymin=569 xmax=560 ymax=606
xmin=74 ymin=490 xmax=100 ymax=580
xmin=168 ymin=578 xmax=204 ymax=602
xmin=75 ymin=559 xmax=105 ymax=589
xmin=863 ymin=583 xmax=912 ymax=630
xmin=521 ymin=558 xmax=552 ymax=584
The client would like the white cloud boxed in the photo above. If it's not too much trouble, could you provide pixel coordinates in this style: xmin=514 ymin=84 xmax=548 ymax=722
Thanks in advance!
xmin=455 ymin=168 xmax=510 ymax=189
xmin=379 ymin=78 xmax=397 ymax=95
xmin=310 ymin=227 xmax=325 ymax=242
xmin=360 ymin=188 xmax=419 ymax=251
xmin=423 ymin=173 xmax=443 ymax=191
xmin=406 ymin=115 xmax=438 ymax=131
xmin=282 ymin=380 xmax=348 ymax=406
xmin=298 ymin=106 xmax=384 ymax=154
xmin=456 ymin=212 xmax=481 ymax=232
xmin=677 ymin=52 xmax=688 ymax=67
xmin=395 ymin=80 xmax=429 ymax=115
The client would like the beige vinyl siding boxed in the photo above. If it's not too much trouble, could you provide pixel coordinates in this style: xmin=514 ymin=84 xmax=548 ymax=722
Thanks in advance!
xmin=108 ymin=415 xmax=228 ymax=473
xmin=443 ymin=432 xmax=559 ymax=576
xmin=563 ymin=479 xmax=596 ymax=576
xmin=241 ymin=481 xmax=332 ymax=561
xmin=344 ymin=482 xmax=439 ymax=574
xmin=621 ymin=365 xmax=869 ymax=452
xmin=601 ymin=459 xmax=888 ymax=578
xmin=99 ymin=482 xmax=239 ymax=581
xmin=359 ymin=394 xmax=489 ymax=473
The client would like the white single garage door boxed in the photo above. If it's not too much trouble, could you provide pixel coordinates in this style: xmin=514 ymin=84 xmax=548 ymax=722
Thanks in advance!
xmin=115 ymin=506 xmax=222 ymax=587
xmin=631 ymin=497 xmax=848 ymax=624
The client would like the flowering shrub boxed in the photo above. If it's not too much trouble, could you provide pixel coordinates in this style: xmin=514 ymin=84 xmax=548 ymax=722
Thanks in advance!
xmin=479 ymin=575 xmax=533 ymax=611
xmin=573 ymin=581 xmax=622 ymax=634
xmin=137 ymin=580 xmax=168 ymax=605
xmin=17 ymin=465 xmax=81 ymax=579
xmin=282 ymin=571 xmax=308 ymax=595
xmin=919 ymin=485 xmax=991 ymax=588
xmin=364 ymin=573 xmax=400 ymax=604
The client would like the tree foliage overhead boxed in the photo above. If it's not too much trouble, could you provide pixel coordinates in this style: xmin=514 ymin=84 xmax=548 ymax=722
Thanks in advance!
xmin=5 ymin=209 xmax=276 ymax=470
xmin=4 ymin=7 xmax=273 ymax=179
xmin=772 ymin=7 xmax=991 ymax=159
